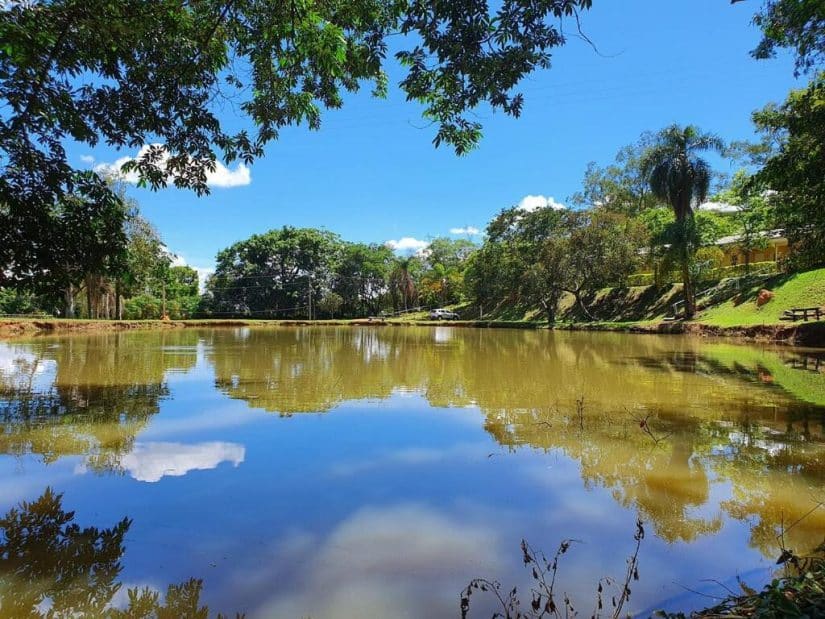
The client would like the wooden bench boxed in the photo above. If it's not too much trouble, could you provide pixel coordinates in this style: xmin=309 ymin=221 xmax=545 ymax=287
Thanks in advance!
xmin=781 ymin=307 xmax=823 ymax=321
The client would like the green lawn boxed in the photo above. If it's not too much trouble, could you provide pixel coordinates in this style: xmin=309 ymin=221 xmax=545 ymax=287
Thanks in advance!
xmin=697 ymin=268 xmax=825 ymax=327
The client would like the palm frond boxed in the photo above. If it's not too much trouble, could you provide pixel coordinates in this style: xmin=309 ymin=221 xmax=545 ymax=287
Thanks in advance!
xmin=691 ymin=158 xmax=712 ymax=207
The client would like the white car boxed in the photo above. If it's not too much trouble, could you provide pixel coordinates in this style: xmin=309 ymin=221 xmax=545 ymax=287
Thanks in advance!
xmin=429 ymin=308 xmax=459 ymax=320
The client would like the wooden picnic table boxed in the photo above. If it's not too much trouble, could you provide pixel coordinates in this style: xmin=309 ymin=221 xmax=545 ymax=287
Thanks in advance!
xmin=781 ymin=307 xmax=823 ymax=321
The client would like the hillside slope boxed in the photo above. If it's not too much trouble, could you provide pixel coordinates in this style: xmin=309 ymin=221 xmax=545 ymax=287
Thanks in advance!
xmin=471 ymin=267 xmax=825 ymax=328
xmin=698 ymin=268 xmax=825 ymax=326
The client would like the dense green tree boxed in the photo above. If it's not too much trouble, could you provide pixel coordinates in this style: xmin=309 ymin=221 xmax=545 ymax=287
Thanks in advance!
xmin=752 ymin=73 xmax=825 ymax=268
xmin=164 ymin=265 xmax=201 ymax=318
xmin=484 ymin=206 xmax=554 ymax=320
xmin=316 ymin=291 xmax=344 ymax=319
xmin=207 ymin=227 xmax=341 ymax=317
xmin=465 ymin=205 xmax=564 ymax=319
xmin=333 ymin=243 xmax=393 ymax=317
xmin=559 ymin=210 xmax=642 ymax=317
xmin=118 ymin=214 xmax=172 ymax=318
xmin=0 ymin=289 xmax=46 ymax=316
xmin=0 ymin=172 xmax=129 ymax=318
xmin=747 ymin=0 xmax=825 ymax=76
xmin=641 ymin=125 xmax=724 ymax=318
xmin=424 ymin=238 xmax=477 ymax=272
xmin=167 ymin=266 xmax=199 ymax=299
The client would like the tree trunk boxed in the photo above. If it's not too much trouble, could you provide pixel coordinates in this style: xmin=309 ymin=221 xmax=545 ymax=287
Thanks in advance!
xmin=681 ymin=252 xmax=695 ymax=319
xmin=678 ymin=201 xmax=696 ymax=320
xmin=115 ymin=280 xmax=122 ymax=320
xmin=575 ymin=291 xmax=594 ymax=321
xmin=542 ymin=299 xmax=556 ymax=324
xmin=86 ymin=281 xmax=93 ymax=319
xmin=64 ymin=285 xmax=75 ymax=318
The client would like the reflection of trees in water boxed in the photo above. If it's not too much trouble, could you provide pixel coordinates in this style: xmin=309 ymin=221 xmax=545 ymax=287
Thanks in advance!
xmin=489 ymin=400 xmax=825 ymax=555
xmin=0 ymin=488 xmax=235 ymax=618
xmin=0 ymin=332 xmax=198 ymax=470
xmin=615 ymin=344 xmax=825 ymax=554
xmin=696 ymin=419 xmax=825 ymax=557
xmin=485 ymin=406 xmax=723 ymax=543
xmin=0 ymin=384 xmax=168 ymax=471
xmin=208 ymin=327 xmax=485 ymax=414
xmin=205 ymin=327 xmax=825 ymax=554
xmin=0 ymin=487 xmax=129 ymax=617
xmin=208 ymin=327 xmax=801 ymax=415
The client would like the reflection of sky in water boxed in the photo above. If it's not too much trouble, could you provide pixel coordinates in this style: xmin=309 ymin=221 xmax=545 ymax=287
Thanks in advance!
xmin=0 ymin=330 xmax=823 ymax=617
xmin=0 ymin=344 xmax=57 ymax=392
xmin=433 ymin=326 xmax=454 ymax=344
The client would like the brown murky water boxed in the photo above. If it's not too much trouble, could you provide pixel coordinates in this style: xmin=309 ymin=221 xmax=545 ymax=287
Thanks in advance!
xmin=0 ymin=327 xmax=823 ymax=617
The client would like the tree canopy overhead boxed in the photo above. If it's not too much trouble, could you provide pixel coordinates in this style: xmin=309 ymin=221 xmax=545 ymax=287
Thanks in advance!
xmin=0 ymin=0 xmax=593 ymax=213
xmin=748 ymin=0 xmax=825 ymax=76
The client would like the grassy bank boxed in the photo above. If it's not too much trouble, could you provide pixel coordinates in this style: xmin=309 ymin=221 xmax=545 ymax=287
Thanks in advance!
xmin=454 ymin=267 xmax=825 ymax=344
xmin=697 ymin=268 xmax=825 ymax=326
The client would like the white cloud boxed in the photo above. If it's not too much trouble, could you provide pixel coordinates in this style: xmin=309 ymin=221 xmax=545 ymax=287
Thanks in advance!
xmin=253 ymin=504 xmax=501 ymax=619
xmin=94 ymin=144 xmax=251 ymax=188
xmin=208 ymin=162 xmax=251 ymax=188
xmin=698 ymin=201 xmax=741 ymax=213
xmin=79 ymin=154 xmax=95 ymax=164
xmin=117 ymin=441 xmax=245 ymax=482
xmin=385 ymin=237 xmax=430 ymax=254
xmin=517 ymin=194 xmax=566 ymax=212
xmin=449 ymin=226 xmax=481 ymax=235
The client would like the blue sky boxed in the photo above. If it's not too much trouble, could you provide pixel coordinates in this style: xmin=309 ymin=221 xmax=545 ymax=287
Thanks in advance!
xmin=74 ymin=0 xmax=803 ymax=278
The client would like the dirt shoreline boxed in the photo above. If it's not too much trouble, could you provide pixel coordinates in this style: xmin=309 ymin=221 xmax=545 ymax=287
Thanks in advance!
xmin=1 ymin=317 xmax=823 ymax=347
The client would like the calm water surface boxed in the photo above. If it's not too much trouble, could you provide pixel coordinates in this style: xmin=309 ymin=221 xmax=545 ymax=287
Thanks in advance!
xmin=1 ymin=327 xmax=824 ymax=617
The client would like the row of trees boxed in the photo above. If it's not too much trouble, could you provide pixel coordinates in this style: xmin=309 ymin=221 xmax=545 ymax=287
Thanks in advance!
xmin=203 ymin=231 xmax=475 ymax=318
xmin=0 ymin=182 xmax=199 ymax=320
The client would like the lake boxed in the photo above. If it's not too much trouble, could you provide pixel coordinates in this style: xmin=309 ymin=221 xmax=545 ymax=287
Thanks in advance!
xmin=0 ymin=327 xmax=824 ymax=617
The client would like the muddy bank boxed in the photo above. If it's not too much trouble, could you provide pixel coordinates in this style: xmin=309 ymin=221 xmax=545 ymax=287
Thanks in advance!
xmin=0 ymin=318 xmax=399 ymax=338
xmin=0 ymin=319 xmax=253 ymax=338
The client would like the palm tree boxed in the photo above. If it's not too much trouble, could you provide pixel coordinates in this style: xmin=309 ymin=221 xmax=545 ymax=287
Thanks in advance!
xmin=642 ymin=125 xmax=724 ymax=319
xmin=390 ymin=257 xmax=417 ymax=312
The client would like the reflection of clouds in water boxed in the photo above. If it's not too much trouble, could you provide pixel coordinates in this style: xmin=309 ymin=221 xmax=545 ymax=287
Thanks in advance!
xmin=0 ymin=344 xmax=57 ymax=391
xmin=433 ymin=326 xmax=454 ymax=344
xmin=118 ymin=441 xmax=245 ymax=482
xmin=253 ymin=504 xmax=501 ymax=619
xmin=235 ymin=327 xmax=251 ymax=341
xmin=329 ymin=442 xmax=486 ymax=477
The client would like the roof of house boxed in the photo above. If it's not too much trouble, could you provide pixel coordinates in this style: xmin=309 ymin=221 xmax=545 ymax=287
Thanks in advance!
xmin=716 ymin=229 xmax=786 ymax=246
xmin=698 ymin=201 xmax=741 ymax=213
